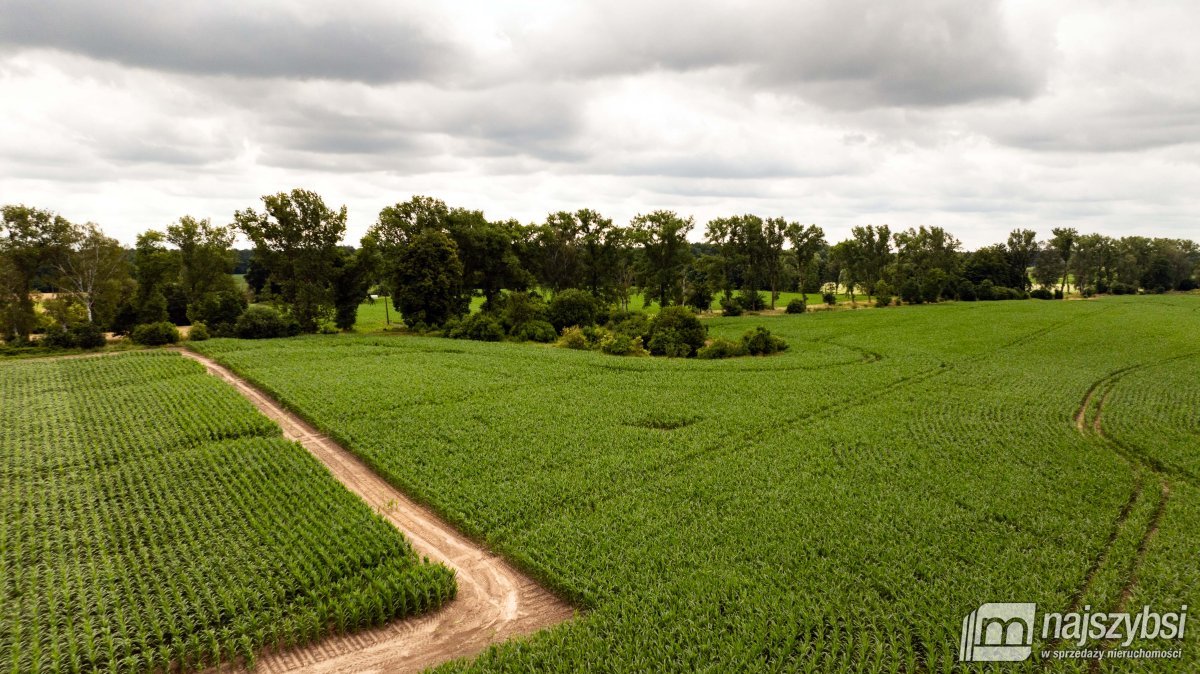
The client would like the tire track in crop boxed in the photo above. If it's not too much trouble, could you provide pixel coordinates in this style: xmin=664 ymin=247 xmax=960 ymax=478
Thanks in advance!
xmin=1047 ymin=364 xmax=1179 ymax=666
xmin=178 ymin=350 xmax=575 ymax=674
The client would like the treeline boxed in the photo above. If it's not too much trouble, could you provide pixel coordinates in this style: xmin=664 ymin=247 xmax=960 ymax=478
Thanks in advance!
xmin=3 ymin=191 xmax=1198 ymax=346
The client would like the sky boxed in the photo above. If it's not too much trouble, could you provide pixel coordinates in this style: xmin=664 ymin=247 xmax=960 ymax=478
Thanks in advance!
xmin=1 ymin=0 xmax=1198 ymax=248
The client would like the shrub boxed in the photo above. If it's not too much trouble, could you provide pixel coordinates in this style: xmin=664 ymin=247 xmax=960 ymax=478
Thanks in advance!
xmin=822 ymin=292 xmax=836 ymax=306
xmin=515 ymin=319 xmax=557 ymax=343
xmin=900 ymin=279 xmax=922 ymax=305
xmin=875 ymin=295 xmax=892 ymax=308
xmin=737 ymin=290 xmax=766 ymax=311
xmin=719 ymin=296 xmax=743 ymax=316
xmin=188 ymin=322 xmax=211 ymax=341
xmin=1096 ymin=280 xmax=1110 ymax=295
xmin=648 ymin=330 xmax=693 ymax=358
xmin=1110 ymin=282 xmax=1136 ymax=296
xmin=557 ymin=326 xmax=590 ymax=350
xmin=785 ymin=298 xmax=807 ymax=314
xmin=599 ymin=331 xmax=647 ymax=356
xmin=646 ymin=306 xmax=706 ymax=357
xmin=547 ymin=289 xmax=599 ymax=332
xmin=1029 ymin=288 xmax=1053 ymax=300
xmin=1081 ymin=286 xmax=1096 ymax=298
xmin=234 ymin=306 xmax=299 ymax=340
xmin=977 ymin=280 xmax=996 ymax=301
xmin=1054 ymin=288 xmax=1064 ymax=299
xmin=684 ymin=285 xmax=714 ymax=313
xmin=131 ymin=322 xmax=181 ymax=346
xmin=39 ymin=326 xmax=76 ymax=349
xmin=607 ymin=311 xmax=651 ymax=339
xmin=188 ymin=291 xmax=248 ymax=336
xmin=696 ymin=338 xmax=746 ymax=359
xmin=498 ymin=291 xmax=549 ymax=334
xmin=448 ymin=313 xmax=504 ymax=342
xmin=1178 ymin=278 xmax=1198 ymax=291
xmin=70 ymin=324 xmax=106 ymax=349
xmin=957 ymin=280 xmax=977 ymax=302
xmin=741 ymin=327 xmax=789 ymax=356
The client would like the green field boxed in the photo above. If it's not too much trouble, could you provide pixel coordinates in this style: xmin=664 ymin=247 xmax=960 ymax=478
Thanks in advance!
xmin=352 ymin=291 xmax=862 ymax=332
xmin=0 ymin=352 xmax=455 ymax=673
xmin=191 ymin=295 xmax=1200 ymax=671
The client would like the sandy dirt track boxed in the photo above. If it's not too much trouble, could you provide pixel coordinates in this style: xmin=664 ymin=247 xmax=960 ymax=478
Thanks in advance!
xmin=178 ymin=350 xmax=575 ymax=673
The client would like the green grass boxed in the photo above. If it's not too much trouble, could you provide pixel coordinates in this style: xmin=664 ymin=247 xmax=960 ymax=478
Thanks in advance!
xmin=353 ymin=291 xmax=859 ymax=331
xmin=0 ymin=352 xmax=455 ymax=673
xmin=193 ymin=295 xmax=1200 ymax=671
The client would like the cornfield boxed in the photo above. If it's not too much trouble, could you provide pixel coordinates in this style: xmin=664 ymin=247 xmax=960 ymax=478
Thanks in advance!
xmin=0 ymin=352 xmax=455 ymax=673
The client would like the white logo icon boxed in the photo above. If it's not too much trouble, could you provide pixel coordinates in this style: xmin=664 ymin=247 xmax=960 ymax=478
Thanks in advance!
xmin=960 ymin=602 xmax=1037 ymax=662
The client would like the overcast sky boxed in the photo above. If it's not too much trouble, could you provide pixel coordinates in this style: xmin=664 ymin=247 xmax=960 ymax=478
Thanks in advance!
xmin=2 ymin=0 xmax=1198 ymax=247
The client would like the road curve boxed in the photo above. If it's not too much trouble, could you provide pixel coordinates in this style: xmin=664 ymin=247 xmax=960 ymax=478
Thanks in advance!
xmin=178 ymin=349 xmax=575 ymax=673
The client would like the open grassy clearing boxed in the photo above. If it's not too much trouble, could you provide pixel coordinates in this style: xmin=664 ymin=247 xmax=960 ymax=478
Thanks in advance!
xmin=0 ymin=352 xmax=455 ymax=673
xmin=192 ymin=296 xmax=1200 ymax=672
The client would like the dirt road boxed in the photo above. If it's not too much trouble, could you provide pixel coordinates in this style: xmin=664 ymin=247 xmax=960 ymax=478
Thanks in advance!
xmin=179 ymin=350 xmax=575 ymax=673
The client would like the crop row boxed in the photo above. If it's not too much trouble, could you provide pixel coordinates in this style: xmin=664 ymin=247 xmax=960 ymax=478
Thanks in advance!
xmin=0 ymin=353 xmax=455 ymax=674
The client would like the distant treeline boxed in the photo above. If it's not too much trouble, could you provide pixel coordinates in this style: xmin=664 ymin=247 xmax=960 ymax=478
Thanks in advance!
xmin=2 ymin=191 xmax=1198 ymax=342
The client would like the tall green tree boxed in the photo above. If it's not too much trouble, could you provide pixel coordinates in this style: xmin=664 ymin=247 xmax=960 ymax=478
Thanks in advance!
xmin=536 ymin=211 xmax=584 ymax=294
xmin=632 ymin=211 xmax=694 ymax=307
xmin=391 ymin=229 xmax=466 ymax=328
xmin=1006 ymin=229 xmax=1038 ymax=292
xmin=0 ymin=205 xmax=77 ymax=340
xmin=234 ymin=189 xmax=347 ymax=332
xmin=784 ymin=224 xmax=826 ymax=295
xmin=54 ymin=223 xmax=130 ymax=325
xmin=1049 ymin=227 xmax=1077 ymax=294
xmin=850 ymin=225 xmax=892 ymax=300
xmin=762 ymin=218 xmax=788 ymax=309
xmin=165 ymin=216 xmax=238 ymax=300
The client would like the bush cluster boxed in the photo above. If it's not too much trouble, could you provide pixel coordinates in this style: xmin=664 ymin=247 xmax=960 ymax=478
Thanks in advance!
xmin=785 ymin=298 xmax=807 ymax=314
xmin=131 ymin=322 xmax=181 ymax=346
xmin=234 ymin=306 xmax=300 ymax=340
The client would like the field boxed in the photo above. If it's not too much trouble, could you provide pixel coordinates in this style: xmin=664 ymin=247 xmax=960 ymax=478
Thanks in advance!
xmin=352 ymin=291 xmax=861 ymax=332
xmin=190 ymin=295 xmax=1200 ymax=671
xmin=0 ymin=352 xmax=455 ymax=673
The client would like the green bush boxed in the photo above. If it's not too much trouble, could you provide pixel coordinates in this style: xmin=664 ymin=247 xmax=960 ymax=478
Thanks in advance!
xmin=957 ymin=280 xmax=978 ymax=301
xmin=547 ymin=289 xmax=599 ymax=332
xmin=131 ymin=322 xmax=181 ymax=346
xmin=557 ymin=326 xmax=590 ymax=350
xmin=448 ymin=313 xmax=504 ymax=342
xmin=515 ymin=319 xmax=557 ymax=343
xmin=785 ymin=298 xmax=807 ymax=314
xmin=599 ymin=331 xmax=647 ymax=356
xmin=822 ymin=292 xmax=836 ymax=305
xmin=188 ymin=291 xmax=248 ymax=336
xmin=1029 ymin=288 xmax=1053 ymax=300
xmin=741 ymin=327 xmax=788 ymax=356
xmin=719 ymin=296 xmax=743 ymax=316
xmin=234 ymin=306 xmax=299 ymax=340
xmin=188 ymin=322 xmax=211 ymax=341
xmin=70 ymin=324 xmax=107 ymax=349
xmin=607 ymin=311 xmax=651 ymax=339
xmin=737 ymin=290 xmax=766 ymax=311
xmin=498 ymin=291 xmax=549 ymax=334
xmin=648 ymin=329 xmax=693 ymax=358
xmin=696 ymin=338 xmax=746 ymax=359
xmin=39 ymin=326 xmax=76 ymax=349
xmin=646 ymin=306 xmax=706 ymax=357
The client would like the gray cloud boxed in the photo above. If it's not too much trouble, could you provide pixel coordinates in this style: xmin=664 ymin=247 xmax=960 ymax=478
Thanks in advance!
xmin=0 ymin=0 xmax=458 ymax=82
xmin=516 ymin=0 xmax=1049 ymax=108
